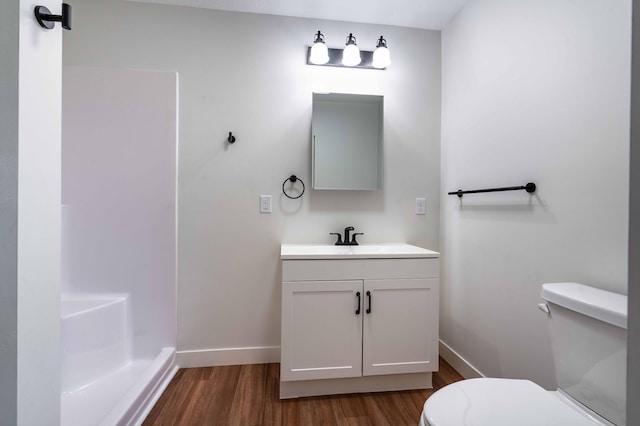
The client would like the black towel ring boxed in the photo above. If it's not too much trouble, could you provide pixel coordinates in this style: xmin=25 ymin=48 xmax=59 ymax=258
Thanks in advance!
xmin=282 ymin=175 xmax=305 ymax=199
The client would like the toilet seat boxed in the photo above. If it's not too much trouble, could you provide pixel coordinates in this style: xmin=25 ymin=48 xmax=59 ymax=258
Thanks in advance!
xmin=421 ymin=378 xmax=605 ymax=426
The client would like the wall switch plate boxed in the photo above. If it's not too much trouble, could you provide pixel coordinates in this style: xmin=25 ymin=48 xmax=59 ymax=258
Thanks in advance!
xmin=260 ymin=195 xmax=272 ymax=213
xmin=415 ymin=197 xmax=426 ymax=215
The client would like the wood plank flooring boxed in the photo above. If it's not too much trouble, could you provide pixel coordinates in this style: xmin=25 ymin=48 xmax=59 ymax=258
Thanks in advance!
xmin=144 ymin=358 xmax=464 ymax=425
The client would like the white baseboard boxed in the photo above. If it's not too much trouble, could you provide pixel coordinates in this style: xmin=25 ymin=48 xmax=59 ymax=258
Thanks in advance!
xmin=439 ymin=340 xmax=484 ymax=379
xmin=176 ymin=346 xmax=280 ymax=368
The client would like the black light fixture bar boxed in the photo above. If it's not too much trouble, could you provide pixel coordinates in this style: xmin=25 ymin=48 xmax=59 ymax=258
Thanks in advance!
xmin=306 ymin=47 xmax=382 ymax=70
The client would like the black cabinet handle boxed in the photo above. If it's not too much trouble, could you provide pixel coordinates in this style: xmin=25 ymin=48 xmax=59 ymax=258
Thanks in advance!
xmin=366 ymin=290 xmax=372 ymax=314
xmin=355 ymin=291 xmax=361 ymax=315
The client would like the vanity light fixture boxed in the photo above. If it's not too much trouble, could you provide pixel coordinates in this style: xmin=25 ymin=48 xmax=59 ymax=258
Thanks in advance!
xmin=342 ymin=33 xmax=361 ymax=67
xmin=306 ymin=32 xmax=390 ymax=70
xmin=372 ymin=36 xmax=391 ymax=69
xmin=309 ymin=31 xmax=330 ymax=65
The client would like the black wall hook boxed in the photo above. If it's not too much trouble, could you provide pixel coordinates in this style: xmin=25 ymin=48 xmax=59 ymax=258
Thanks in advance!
xmin=227 ymin=132 xmax=236 ymax=144
xmin=35 ymin=3 xmax=72 ymax=30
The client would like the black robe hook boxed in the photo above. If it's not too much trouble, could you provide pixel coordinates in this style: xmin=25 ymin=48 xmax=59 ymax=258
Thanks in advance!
xmin=35 ymin=3 xmax=72 ymax=30
xmin=228 ymin=132 xmax=236 ymax=143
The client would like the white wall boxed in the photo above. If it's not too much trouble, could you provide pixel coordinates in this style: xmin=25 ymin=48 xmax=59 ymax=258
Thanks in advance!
xmin=62 ymin=66 xmax=177 ymax=359
xmin=63 ymin=0 xmax=441 ymax=362
xmin=1 ymin=0 xmax=63 ymax=424
xmin=441 ymin=0 xmax=631 ymax=388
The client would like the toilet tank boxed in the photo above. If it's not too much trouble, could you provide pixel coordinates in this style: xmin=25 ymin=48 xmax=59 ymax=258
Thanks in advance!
xmin=542 ymin=282 xmax=627 ymax=426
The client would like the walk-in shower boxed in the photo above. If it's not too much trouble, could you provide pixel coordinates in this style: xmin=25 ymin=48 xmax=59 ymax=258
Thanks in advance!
xmin=61 ymin=66 xmax=178 ymax=425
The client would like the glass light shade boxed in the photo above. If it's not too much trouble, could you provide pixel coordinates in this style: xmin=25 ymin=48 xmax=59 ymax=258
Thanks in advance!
xmin=342 ymin=44 xmax=361 ymax=67
xmin=372 ymin=46 xmax=391 ymax=69
xmin=310 ymin=42 xmax=329 ymax=65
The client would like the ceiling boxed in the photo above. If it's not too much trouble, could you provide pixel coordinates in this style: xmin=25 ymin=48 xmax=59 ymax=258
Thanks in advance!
xmin=132 ymin=0 xmax=472 ymax=30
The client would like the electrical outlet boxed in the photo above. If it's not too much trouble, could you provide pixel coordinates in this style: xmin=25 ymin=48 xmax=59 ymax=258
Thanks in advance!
xmin=260 ymin=195 xmax=272 ymax=213
xmin=415 ymin=197 xmax=426 ymax=215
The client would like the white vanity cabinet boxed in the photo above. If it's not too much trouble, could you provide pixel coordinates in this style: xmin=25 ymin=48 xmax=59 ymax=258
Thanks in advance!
xmin=280 ymin=244 xmax=440 ymax=399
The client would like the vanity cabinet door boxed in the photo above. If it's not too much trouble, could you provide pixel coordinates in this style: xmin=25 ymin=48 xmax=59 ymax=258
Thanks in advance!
xmin=281 ymin=280 xmax=363 ymax=381
xmin=362 ymin=278 xmax=439 ymax=376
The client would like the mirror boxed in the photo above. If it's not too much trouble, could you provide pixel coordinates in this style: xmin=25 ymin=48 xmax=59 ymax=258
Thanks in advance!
xmin=312 ymin=93 xmax=383 ymax=190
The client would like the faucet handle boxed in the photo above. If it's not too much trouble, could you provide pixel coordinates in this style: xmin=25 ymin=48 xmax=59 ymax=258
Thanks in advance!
xmin=351 ymin=233 xmax=364 ymax=245
xmin=330 ymin=233 xmax=344 ymax=246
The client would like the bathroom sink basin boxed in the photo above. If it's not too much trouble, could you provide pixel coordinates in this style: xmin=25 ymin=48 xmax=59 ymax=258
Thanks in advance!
xmin=280 ymin=243 xmax=439 ymax=260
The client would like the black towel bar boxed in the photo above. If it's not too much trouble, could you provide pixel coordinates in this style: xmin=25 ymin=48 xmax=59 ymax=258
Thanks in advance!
xmin=448 ymin=182 xmax=536 ymax=198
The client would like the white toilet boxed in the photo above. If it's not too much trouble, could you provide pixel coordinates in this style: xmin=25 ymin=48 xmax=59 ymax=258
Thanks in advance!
xmin=421 ymin=282 xmax=627 ymax=426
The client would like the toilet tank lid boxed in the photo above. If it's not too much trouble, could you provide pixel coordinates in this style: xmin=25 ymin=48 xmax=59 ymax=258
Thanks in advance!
xmin=541 ymin=282 xmax=627 ymax=329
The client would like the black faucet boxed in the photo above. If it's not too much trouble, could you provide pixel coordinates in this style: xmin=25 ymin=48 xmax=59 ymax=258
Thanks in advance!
xmin=330 ymin=227 xmax=364 ymax=246
xmin=344 ymin=226 xmax=354 ymax=244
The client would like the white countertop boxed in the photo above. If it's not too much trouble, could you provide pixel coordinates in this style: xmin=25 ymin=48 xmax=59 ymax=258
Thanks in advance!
xmin=280 ymin=243 xmax=440 ymax=260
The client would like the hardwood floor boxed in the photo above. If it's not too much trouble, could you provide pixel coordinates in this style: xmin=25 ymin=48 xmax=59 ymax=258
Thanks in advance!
xmin=143 ymin=358 xmax=464 ymax=425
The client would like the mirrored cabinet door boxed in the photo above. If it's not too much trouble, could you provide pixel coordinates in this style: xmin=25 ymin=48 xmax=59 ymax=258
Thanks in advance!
xmin=312 ymin=93 xmax=383 ymax=190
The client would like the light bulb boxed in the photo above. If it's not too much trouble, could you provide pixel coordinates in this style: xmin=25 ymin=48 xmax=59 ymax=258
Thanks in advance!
xmin=342 ymin=33 xmax=361 ymax=67
xmin=310 ymin=42 xmax=329 ymax=65
xmin=309 ymin=31 xmax=329 ymax=65
xmin=372 ymin=46 xmax=390 ymax=68
xmin=372 ymin=36 xmax=390 ymax=69
xmin=342 ymin=44 xmax=361 ymax=66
